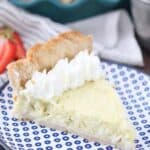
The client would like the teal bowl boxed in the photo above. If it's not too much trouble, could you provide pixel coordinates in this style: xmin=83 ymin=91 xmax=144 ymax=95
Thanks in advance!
xmin=10 ymin=0 xmax=128 ymax=23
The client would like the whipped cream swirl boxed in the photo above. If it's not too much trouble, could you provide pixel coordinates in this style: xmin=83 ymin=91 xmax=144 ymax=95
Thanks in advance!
xmin=21 ymin=51 xmax=104 ymax=100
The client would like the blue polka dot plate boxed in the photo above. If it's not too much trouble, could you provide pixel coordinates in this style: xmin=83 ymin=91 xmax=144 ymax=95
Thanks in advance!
xmin=0 ymin=62 xmax=150 ymax=150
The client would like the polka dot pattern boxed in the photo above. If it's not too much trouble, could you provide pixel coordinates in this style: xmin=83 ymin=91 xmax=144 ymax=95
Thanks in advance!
xmin=0 ymin=62 xmax=150 ymax=150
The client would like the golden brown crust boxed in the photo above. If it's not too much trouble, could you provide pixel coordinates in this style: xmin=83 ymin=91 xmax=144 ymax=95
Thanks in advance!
xmin=7 ymin=31 xmax=92 ymax=92
xmin=27 ymin=31 xmax=92 ymax=71
xmin=7 ymin=59 xmax=39 ymax=90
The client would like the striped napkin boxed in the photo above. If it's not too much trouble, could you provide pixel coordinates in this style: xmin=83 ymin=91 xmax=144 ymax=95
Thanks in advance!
xmin=0 ymin=1 xmax=144 ymax=91
xmin=68 ymin=10 xmax=144 ymax=67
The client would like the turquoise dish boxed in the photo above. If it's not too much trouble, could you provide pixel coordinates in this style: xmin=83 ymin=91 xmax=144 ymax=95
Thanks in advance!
xmin=10 ymin=0 xmax=128 ymax=23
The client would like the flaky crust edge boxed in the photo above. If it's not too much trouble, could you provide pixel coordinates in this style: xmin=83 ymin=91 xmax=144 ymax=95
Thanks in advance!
xmin=7 ymin=31 xmax=92 ymax=93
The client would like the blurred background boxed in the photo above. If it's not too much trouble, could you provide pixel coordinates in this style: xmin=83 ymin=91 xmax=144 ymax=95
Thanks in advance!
xmin=1 ymin=0 xmax=150 ymax=73
xmin=9 ymin=0 xmax=130 ymax=23
xmin=0 ymin=0 xmax=150 ymax=73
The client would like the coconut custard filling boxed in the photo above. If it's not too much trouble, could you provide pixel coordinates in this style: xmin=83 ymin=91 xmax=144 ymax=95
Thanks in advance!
xmin=13 ymin=51 xmax=136 ymax=150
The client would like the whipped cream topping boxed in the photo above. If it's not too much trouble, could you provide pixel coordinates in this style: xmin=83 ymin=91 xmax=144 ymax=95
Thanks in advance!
xmin=21 ymin=51 xmax=104 ymax=100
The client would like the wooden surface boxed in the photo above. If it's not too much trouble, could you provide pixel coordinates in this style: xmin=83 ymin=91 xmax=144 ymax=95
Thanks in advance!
xmin=141 ymin=50 xmax=150 ymax=74
xmin=135 ymin=34 xmax=150 ymax=75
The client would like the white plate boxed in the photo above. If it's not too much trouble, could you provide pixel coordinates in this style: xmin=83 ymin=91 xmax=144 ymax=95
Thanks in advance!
xmin=0 ymin=62 xmax=150 ymax=150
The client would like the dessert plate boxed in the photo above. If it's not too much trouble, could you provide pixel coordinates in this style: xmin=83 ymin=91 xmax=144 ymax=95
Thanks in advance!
xmin=0 ymin=62 xmax=150 ymax=150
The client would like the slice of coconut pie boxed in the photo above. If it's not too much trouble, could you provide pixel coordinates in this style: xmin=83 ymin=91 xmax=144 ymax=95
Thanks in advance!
xmin=7 ymin=31 xmax=136 ymax=150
